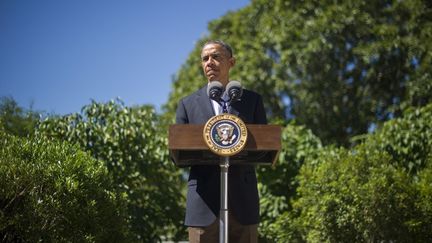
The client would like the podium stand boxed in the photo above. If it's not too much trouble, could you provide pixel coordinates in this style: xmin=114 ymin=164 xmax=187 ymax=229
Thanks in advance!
xmin=169 ymin=124 xmax=281 ymax=242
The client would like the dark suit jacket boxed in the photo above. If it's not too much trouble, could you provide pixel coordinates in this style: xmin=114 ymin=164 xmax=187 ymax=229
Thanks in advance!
xmin=175 ymin=85 xmax=267 ymax=226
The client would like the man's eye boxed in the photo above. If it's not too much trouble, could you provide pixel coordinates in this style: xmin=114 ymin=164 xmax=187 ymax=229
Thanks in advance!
xmin=202 ymin=56 xmax=209 ymax=62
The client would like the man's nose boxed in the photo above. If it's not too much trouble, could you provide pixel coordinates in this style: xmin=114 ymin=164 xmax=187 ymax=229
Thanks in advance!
xmin=206 ymin=57 xmax=215 ymax=66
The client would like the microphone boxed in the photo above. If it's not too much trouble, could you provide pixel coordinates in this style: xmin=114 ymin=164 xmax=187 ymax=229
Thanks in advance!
xmin=207 ymin=81 xmax=224 ymax=101
xmin=225 ymin=80 xmax=243 ymax=102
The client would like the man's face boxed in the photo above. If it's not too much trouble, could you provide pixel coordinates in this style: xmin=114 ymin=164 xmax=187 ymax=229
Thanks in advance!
xmin=201 ymin=43 xmax=235 ymax=85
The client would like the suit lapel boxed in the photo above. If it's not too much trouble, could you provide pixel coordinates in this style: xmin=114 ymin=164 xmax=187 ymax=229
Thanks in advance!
xmin=195 ymin=86 xmax=215 ymax=119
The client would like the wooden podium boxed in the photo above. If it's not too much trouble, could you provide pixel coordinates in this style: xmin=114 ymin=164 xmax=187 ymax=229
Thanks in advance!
xmin=169 ymin=123 xmax=281 ymax=243
xmin=169 ymin=124 xmax=281 ymax=167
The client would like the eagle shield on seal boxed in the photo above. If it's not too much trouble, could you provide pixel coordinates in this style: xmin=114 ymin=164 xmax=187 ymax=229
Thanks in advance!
xmin=216 ymin=123 xmax=237 ymax=145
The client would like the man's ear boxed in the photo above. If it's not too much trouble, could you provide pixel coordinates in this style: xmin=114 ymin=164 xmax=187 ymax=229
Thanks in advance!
xmin=229 ymin=57 xmax=236 ymax=67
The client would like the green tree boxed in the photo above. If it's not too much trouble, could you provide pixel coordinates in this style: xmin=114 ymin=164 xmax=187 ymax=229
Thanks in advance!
xmin=165 ymin=0 xmax=432 ymax=146
xmin=0 ymin=96 xmax=39 ymax=137
xmin=37 ymin=100 xmax=186 ymax=242
xmin=0 ymin=130 xmax=130 ymax=242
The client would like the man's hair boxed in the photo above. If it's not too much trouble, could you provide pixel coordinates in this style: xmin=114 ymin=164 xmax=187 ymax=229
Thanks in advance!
xmin=203 ymin=40 xmax=233 ymax=57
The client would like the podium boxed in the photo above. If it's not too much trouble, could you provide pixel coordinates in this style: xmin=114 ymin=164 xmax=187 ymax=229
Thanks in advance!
xmin=169 ymin=124 xmax=281 ymax=166
xmin=169 ymin=123 xmax=281 ymax=243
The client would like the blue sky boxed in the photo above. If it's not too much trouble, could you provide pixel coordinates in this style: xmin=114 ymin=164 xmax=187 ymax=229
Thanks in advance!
xmin=0 ymin=0 xmax=250 ymax=115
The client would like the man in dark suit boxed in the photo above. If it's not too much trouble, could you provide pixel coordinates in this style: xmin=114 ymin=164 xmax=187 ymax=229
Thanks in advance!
xmin=176 ymin=40 xmax=267 ymax=243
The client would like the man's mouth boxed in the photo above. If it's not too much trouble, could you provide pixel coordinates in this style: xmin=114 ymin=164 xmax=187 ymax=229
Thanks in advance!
xmin=206 ymin=69 xmax=218 ymax=76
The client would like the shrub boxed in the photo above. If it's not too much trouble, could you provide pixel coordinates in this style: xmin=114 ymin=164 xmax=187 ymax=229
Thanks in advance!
xmin=0 ymin=131 xmax=130 ymax=242
xmin=36 ymin=100 xmax=185 ymax=241
xmin=258 ymin=123 xmax=322 ymax=241
xmin=265 ymin=104 xmax=432 ymax=242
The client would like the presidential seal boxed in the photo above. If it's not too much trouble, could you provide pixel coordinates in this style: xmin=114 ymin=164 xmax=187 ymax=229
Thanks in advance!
xmin=203 ymin=114 xmax=248 ymax=157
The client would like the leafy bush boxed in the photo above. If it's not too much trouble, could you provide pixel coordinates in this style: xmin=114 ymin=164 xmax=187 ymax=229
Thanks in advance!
xmin=375 ymin=105 xmax=432 ymax=174
xmin=0 ymin=130 xmax=130 ymax=242
xmin=258 ymin=123 xmax=322 ymax=241
xmin=265 ymin=104 xmax=432 ymax=242
xmin=36 ymin=100 xmax=185 ymax=241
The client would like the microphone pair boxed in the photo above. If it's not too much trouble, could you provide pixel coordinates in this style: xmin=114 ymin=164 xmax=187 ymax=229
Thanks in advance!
xmin=207 ymin=80 xmax=243 ymax=103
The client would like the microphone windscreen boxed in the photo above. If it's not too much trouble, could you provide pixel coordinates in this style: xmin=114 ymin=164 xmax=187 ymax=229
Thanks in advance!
xmin=207 ymin=81 xmax=223 ymax=100
xmin=226 ymin=80 xmax=243 ymax=101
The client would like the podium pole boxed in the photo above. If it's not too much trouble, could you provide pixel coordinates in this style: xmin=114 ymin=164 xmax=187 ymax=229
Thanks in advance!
xmin=219 ymin=156 xmax=229 ymax=243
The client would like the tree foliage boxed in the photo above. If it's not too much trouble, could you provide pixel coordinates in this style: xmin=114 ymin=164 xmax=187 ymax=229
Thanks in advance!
xmin=165 ymin=0 xmax=432 ymax=146
xmin=36 ymin=100 xmax=185 ymax=242
xmin=0 ymin=130 xmax=130 ymax=242
xmin=0 ymin=96 xmax=39 ymax=137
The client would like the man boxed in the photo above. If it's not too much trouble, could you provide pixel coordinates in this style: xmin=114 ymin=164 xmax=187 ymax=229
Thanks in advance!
xmin=175 ymin=40 xmax=267 ymax=243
